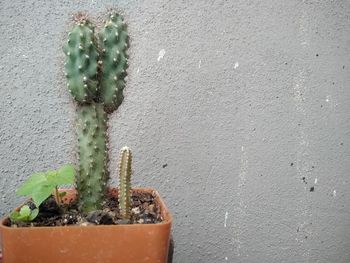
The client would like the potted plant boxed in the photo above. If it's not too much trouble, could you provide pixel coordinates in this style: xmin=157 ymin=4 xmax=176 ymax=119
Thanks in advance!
xmin=0 ymin=11 xmax=173 ymax=263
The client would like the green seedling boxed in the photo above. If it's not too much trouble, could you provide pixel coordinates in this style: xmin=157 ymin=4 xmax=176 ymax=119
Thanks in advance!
xmin=10 ymin=165 xmax=75 ymax=222
xmin=10 ymin=205 xmax=39 ymax=222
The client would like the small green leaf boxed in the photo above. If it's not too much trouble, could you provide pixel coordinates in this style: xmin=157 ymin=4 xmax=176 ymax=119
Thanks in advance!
xmin=46 ymin=171 xmax=58 ymax=187
xmin=19 ymin=205 xmax=31 ymax=217
xmin=47 ymin=165 xmax=75 ymax=186
xmin=29 ymin=208 xmax=39 ymax=220
xmin=9 ymin=210 xmax=21 ymax=221
xmin=9 ymin=205 xmax=39 ymax=222
xmin=31 ymin=185 xmax=54 ymax=207
xmin=16 ymin=173 xmax=47 ymax=196
xmin=57 ymin=164 xmax=75 ymax=185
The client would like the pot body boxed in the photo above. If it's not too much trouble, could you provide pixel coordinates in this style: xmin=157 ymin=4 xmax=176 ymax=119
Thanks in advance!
xmin=0 ymin=188 xmax=172 ymax=263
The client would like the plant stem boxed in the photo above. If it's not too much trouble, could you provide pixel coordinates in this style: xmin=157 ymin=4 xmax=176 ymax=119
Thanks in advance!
xmin=55 ymin=186 xmax=61 ymax=205
xmin=76 ymin=103 xmax=108 ymax=212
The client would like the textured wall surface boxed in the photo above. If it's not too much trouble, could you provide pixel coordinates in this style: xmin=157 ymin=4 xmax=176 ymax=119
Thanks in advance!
xmin=1 ymin=0 xmax=350 ymax=262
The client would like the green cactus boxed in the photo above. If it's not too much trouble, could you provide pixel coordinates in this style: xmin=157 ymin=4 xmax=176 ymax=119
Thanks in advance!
xmin=118 ymin=146 xmax=132 ymax=220
xmin=75 ymin=103 xmax=108 ymax=211
xmin=63 ymin=18 xmax=99 ymax=103
xmin=63 ymin=12 xmax=129 ymax=212
xmin=98 ymin=13 xmax=129 ymax=112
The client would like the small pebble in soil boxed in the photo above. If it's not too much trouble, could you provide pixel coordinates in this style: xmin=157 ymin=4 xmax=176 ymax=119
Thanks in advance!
xmin=132 ymin=207 xmax=140 ymax=215
xmin=86 ymin=210 xmax=114 ymax=225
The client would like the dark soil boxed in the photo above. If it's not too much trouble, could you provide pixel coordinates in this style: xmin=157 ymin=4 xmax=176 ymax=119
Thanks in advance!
xmin=7 ymin=192 xmax=162 ymax=227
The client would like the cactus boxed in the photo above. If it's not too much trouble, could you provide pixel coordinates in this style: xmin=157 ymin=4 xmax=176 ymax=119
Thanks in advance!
xmin=63 ymin=12 xmax=129 ymax=212
xmin=118 ymin=146 xmax=132 ymax=220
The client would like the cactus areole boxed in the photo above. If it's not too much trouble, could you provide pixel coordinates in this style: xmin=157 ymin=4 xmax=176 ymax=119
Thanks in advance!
xmin=63 ymin=13 xmax=129 ymax=212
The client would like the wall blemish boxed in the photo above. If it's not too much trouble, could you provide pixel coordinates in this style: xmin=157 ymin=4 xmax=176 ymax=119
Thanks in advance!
xmin=157 ymin=49 xmax=166 ymax=61
xmin=224 ymin=211 xmax=228 ymax=228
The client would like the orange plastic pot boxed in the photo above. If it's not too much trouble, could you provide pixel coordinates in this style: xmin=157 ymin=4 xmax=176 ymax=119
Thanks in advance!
xmin=0 ymin=188 xmax=172 ymax=263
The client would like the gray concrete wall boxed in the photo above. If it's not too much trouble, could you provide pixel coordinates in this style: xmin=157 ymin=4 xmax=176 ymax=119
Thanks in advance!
xmin=1 ymin=0 xmax=350 ymax=262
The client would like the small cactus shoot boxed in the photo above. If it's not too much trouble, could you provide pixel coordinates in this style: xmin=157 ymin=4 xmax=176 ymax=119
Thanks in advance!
xmin=63 ymin=12 xmax=129 ymax=212
xmin=118 ymin=146 xmax=132 ymax=220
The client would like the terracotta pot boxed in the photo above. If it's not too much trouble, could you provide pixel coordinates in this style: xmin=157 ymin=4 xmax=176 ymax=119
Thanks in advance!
xmin=0 ymin=188 xmax=172 ymax=263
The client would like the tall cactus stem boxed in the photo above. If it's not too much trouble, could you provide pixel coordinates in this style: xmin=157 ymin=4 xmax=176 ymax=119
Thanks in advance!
xmin=76 ymin=102 xmax=108 ymax=211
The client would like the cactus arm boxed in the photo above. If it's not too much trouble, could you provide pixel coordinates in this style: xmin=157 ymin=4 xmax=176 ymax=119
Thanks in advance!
xmin=76 ymin=102 xmax=108 ymax=211
xmin=118 ymin=146 xmax=132 ymax=220
xmin=98 ymin=12 xmax=129 ymax=112
xmin=63 ymin=19 xmax=99 ymax=103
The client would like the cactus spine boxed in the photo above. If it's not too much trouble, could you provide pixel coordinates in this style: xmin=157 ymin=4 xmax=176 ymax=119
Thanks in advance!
xmin=63 ymin=13 xmax=129 ymax=212
xmin=118 ymin=146 xmax=132 ymax=220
